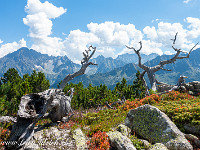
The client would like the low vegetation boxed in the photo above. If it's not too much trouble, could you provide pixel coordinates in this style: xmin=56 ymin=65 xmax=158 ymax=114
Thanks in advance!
xmin=0 ymin=69 xmax=200 ymax=149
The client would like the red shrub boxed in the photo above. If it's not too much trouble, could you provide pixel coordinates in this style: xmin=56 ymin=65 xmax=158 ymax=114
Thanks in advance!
xmin=87 ymin=131 xmax=110 ymax=150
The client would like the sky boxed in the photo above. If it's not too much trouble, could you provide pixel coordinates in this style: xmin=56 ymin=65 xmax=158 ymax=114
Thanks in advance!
xmin=0 ymin=0 xmax=200 ymax=63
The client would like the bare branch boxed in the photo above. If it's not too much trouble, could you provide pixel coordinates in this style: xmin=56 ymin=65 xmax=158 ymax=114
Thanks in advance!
xmin=161 ymin=68 xmax=172 ymax=71
xmin=59 ymin=45 xmax=97 ymax=89
xmin=0 ymin=116 xmax=17 ymax=123
xmin=171 ymin=32 xmax=178 ymax=44
xmin=126 ymin=32 xmax=198 ymax=92
xmin=126 ymin=41 xmax=148 ymax=70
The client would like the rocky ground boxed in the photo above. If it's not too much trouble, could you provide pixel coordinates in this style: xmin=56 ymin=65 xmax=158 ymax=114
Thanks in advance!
xmin=17 ymin=104 xmax=200 ymax=150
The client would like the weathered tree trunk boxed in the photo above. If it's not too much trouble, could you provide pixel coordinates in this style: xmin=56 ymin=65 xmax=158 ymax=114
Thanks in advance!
xmin=126 ymin=33 xmax=198 ymax=92
xmin=0 ymin=116 xmax=16 ymax=123
xmin=6 ymin=46 xmax=97 ymax=150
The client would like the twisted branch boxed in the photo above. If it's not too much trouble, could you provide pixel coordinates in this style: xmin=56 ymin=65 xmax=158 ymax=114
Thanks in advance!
xmin=59 ymin=45 xmax=97 ymax=89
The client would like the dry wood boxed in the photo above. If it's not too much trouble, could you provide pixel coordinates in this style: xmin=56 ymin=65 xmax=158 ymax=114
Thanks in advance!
xmin=126 ymin=33 xmax=198 ymax=92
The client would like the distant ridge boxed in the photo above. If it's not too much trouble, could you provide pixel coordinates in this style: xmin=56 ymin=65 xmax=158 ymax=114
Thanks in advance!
xmin=0 ymin=47 xmax=160 ymax=88
xmin=1 ymin=47 xmax=199 ymax=89
xmin=0 ymin=47 xmax=80 ymax=87
xmin=71 ymin=48 xmax=200 ymax=89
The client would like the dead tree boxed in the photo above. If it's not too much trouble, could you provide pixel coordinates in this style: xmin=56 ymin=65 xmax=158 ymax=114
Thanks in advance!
xmin=126 ymin=33 xmax=198 ymax=92
xmin=6 ymin=46 xmax=97 ymax=150
xmin=59 ymin=45 xmax=97 ymax=89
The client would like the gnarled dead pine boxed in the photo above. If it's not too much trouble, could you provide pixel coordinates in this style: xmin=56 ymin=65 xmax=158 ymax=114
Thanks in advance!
xmin=126 ymin=33 xmax=198 ymax=92
xmin=7 ymin=46 xmax=97 ymax=150
xmin=59 ymin=45 xmax=97 ymax=89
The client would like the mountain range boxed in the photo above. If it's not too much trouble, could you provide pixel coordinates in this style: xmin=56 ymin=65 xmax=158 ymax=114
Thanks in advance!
xmin=69 ymin=48 xmax=200 ymax=89
xmin=0 ymin=47 xmax=200 ymax=89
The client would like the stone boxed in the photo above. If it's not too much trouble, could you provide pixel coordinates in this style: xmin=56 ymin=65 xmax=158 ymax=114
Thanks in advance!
xmin=107 ymin=131 xmax=136 ymax=150
xmin=72 ymin=128 xmax=87 ymax=150
xmin=21 ymin=126 xmax=75 ymax=150
xmin=184 ymin=124 xmax=200 ymax=136
xmin=185 ymin=134 xmax=200 ymax=148
xmin=117 ymin=124 xmax=131 ymax=137
xmin=149 ymin=143 xmax=168 ymax=150
xmin=138 ymin=139 xmax=151 ymax=149
xmin=125 ymin=104 xmax=193 ymax=150
xmin=184 ymin=83 xmax=194 ymax=91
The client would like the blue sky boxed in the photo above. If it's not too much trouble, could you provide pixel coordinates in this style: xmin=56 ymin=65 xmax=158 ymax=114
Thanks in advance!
xmin=0 ymin=0 xmax=200 ymax=63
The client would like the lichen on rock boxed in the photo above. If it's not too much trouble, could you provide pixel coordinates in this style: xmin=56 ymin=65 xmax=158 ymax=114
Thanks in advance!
xmin=125 ymin=104 xmax=193 ymax=150
xmin=107 ymin=131 xmax=136 ymax=150
xmin=72 ymin=128 xmax=87 ymax=150
xmin=149 ymin=143 xmax=168 ymax=150
xmin=117 ymin=124 xmax=131 ymax=137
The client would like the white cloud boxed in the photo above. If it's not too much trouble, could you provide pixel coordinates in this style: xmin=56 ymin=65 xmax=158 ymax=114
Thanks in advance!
xmin=186 ymin=17 xmax=200 ymax=39
xmin=63 ymin=29 xmax=100 ymax=62
xmin=25 ymin=0 xmax=66 ymax=19
xmin=183 ymin=0 xmax=192 ymax=4
xmin=23 ymin=0 xmax=66 ymax=56
xmin=142 ymin=21 xmax=196 ymax=54
xmin=152 ymin=19 xmax=161 ymax=23
xmin=0 ymin=39 xmax=27 ymax=58
xmin=96 ymin=47 xmax=116 ymax=58
xmin=87 ymin=22 xmax=143 ymax=46
xmin=164 ymin=51 xmax=173 ymax=55
xmin=19 ymin=0 xmax=200 ymax=63
xmin=60 ymin=22 xmax=143 ymax=62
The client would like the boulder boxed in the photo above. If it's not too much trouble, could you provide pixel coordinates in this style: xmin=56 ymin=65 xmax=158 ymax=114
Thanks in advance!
xmin=72 ymin=128 xmax=87 ymax=150
xmin=117 ymin=124 xmax=131 ymax=137
xmin=149 ymin=143 xmax=168 ymax=150
xmin=125 ymin=104 xmax=193 ymax=150
xmin=107 ymin=131 xmax=136 ymax=150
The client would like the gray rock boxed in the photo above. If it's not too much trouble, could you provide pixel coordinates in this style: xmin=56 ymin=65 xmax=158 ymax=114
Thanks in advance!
xmin=185 ymin=134 xmax=200 ymax=148
xmin=138 ymin=139 xmax=151 ymax=149
xmin=107 ymin=131 xmax=136 ymax=150
xmin=125 ymin=104 xmax=193 ymax=150
xmin=22 ymin=126 xmax=75 ymax=150
xmin=184 ymin=83 xmax=194 ymax=91
xmin=184 ymin=124 xmax=200 ymax=136
xmin=117 ymin=124 xmax=131 ymax=137
xmin=149 ymin=143 xmax=168 ymax=150
xmin=72 ymin=128 xmax=87 ymax=150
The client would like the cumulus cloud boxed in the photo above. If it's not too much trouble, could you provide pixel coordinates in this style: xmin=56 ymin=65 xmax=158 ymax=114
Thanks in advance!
xmin=186 ymin=17 xmax=200 ymax=39
xmin=21 ymin=0 xmax=200 ymax=63
xmin=164 ymin=51 xmax=173 ymax=55
xmin=183 ymin=0 xmax=192 ymax=4
xmin=62 ymin=22 xmax=143 ymax=62
xmin=87 ymin=22 xmax=143 ymax=46
xmin=63 ymin=29 xmax=100 ymax=62
xmin=0 ymin=39 xmax=27 ymax=58
xmin=142 ymin=20 xmax=199 ymax=54
xmin=23 ymin=0 xmax=66 ymax=56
